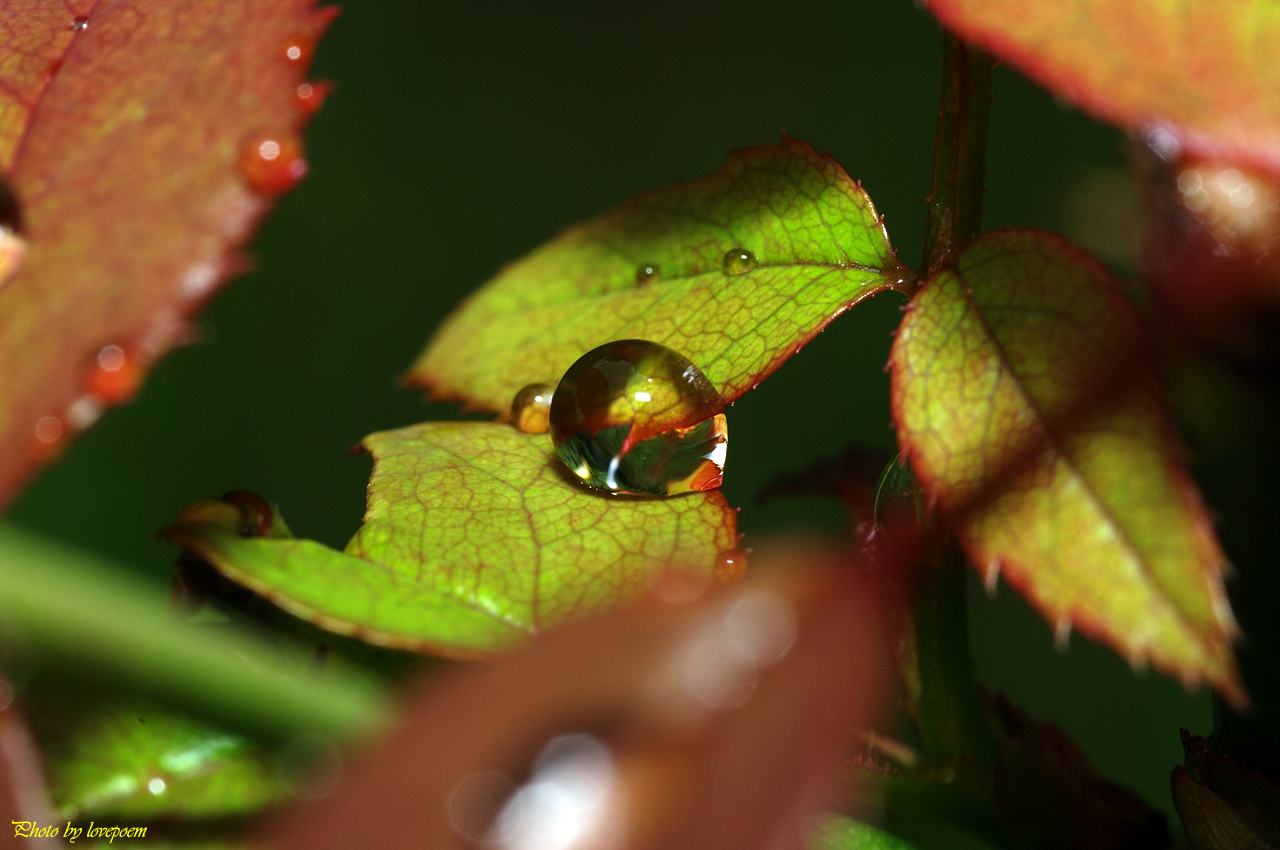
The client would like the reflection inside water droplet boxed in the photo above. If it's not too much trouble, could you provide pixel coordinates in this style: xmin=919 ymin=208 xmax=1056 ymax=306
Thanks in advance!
xmin=721 ymin=247 xmax=757 ymax=276
xmin=549 ymin=340 xmax=727 ymax=496
xmin=634 ymin=263 xmax=660 ymax=285
xmin=69 ymin=15 xmax=88 ymax=31
xmin=511 ymin=383 xmax=554 ymax=434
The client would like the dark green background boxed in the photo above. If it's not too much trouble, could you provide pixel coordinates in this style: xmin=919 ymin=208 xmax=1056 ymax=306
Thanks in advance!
xmin=9 ymin=0 xmax=1208 ymax=823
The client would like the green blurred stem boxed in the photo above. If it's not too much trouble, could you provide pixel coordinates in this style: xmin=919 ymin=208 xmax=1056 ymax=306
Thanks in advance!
xmin=0 ymin=523 xmax=389 ymax=742
xmin=921 ymin=32 xmax=992 ymax=277
xmin=913 ymin=545 xmax=1000 ymax=767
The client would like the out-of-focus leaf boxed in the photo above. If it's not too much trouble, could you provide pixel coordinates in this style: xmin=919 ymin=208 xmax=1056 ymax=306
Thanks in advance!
xmin=0 ymin=523 xmax=387 ymax=740
xmin=1174 ymin=731 xmax=1280 ymax=850
xmin=162 ymin=422 xmax=738 ymax=658
xmin=255 ymin=543 xmax=891 ymax=850
xmin=989 ymin=696 xmax=1168 ymax=850
xmin=0 ymin=683 xmax=58 ymax=850
xmin=27 ymin=692 xmax=288 ymax=821
xmin=811 ymin=816 xmax=922 ymax=850
xmin=1173 ymin=769 xmax=1274 ymax=850
xmin=0 ymin=0 xmax=334 ymax=508
xmin=409 ymin=136 xmax=909 ymax=432
xmin=923 ymin=0 xmax=1280 ymax=179
xmin=889 ymin=229 xmax=1243 ymax=704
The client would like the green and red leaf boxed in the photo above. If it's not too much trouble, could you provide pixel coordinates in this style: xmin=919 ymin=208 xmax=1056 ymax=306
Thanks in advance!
xmin=408 ymin=136 xmax=909 ymax=432
xmin=0 ymin=0 xmax=334 ymax=507
xmin=924 ymin=0 xmax=1280 ymax=178
xmin=890 ymin=229 xmax=1243 ymax=704
xmin=163 ymin=422 xmax=738 ymax=658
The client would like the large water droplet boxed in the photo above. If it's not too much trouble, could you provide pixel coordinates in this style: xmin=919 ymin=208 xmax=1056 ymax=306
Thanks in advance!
xmin=634 ymin=263 xmax=660 ymax=285
xmin=240 ymin=132 xmax=308 ymax=195
xmin=511 ymin=382 xmax=554 ymax=434
xmin=549 ymin=340 xmax=727 ymax=496
xmin=721 ymin=247 xmax=757 ymax=276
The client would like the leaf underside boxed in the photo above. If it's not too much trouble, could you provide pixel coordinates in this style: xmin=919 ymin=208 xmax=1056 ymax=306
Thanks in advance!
xmin=165 ymin=422 xmax=738 ymax=658
xmin=890 ymin=229 xmax=1243 ymax=704
xmin=408 ymin=135 xmax=909 ymax=431
xmin=0 ymin=0 xmax=333 ymax=508
xmin=925 ymin=0 xmax=1280 ymax=177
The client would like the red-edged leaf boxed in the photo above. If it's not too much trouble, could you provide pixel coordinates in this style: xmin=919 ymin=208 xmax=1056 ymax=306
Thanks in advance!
xmin=924 ymin=0 xmax=1280 ymax=179
xmin=889 ymin=229 xmax=1244 ymax=705
xmin=0 ymin=0 xmax=335 ymax=507
xmin=256 ymin=545 xmax=891 ymax=850
xmin=407 ymin=136 xmax=908 ymax=431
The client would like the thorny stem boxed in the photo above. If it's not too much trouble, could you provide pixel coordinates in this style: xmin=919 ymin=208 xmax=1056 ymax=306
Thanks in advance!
xmin=921 ymin=32 xmax=992 ymax=277
xmin=909 ymin=32 xmax=1000 ymax=770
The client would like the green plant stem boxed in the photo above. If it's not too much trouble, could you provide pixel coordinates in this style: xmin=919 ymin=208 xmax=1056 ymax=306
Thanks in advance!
xmin=921 ymin=32 xmax=992 ymax=276
xmin=913 ymin=545 xmax=1001 ymax=767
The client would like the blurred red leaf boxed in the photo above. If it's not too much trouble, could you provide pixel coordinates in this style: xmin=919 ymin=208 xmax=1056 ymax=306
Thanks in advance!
xmin=924 ymin=0 xmax=1280 ymax=179
xmin=0 ymin=0 xmax=334 ymax=508
xmin=256 ymin=543 xmax=891 ymax=850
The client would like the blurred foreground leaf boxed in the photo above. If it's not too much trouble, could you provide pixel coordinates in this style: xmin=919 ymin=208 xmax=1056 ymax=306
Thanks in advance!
xmin=0 ymin=0 xmax=333 ymax=507
xmin=812 ymin=817 xmax=922 ymax=850
xmin=924 ymin=0 xmax=1280 ymax=178
xmin=890 ymin=230 xmax=1243 ymax=704
xmin=0 ymin=523 xmax=387 ymax=740
xmin=255 ymin=544 xmax=890 ymax=850
xmin=409 ymin=136 xmax=909 ymax=431
xmin=163 ymin=423 xmax=737 ymax=658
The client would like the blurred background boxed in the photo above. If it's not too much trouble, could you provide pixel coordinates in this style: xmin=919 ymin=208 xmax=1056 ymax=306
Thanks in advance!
xmin=7 ymin=0 xmax=1202 ymax=821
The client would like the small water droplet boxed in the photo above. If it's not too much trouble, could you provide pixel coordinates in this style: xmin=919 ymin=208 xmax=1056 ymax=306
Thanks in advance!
xmin=240 ymin=132 xmax=308 ymax=195
xmin=635 ymin=263 xmax=660 ymax=285
xmin=713 ymin=548 xmax=748 ymax=583
xmin=510 ymin=382 xmax=554 ymax=434
xmin=721 ymin=248 xmax=757 ymax=276
xmin=1054 ymin=616 xmax=1072 ymax=652
xmin=69 ymin=16 xmax=88 ymax=31
xmin=550 ymin=340 xmax=727 ymax=496
xmin=34 ymin=415 xmax=63 ymax=445
xmin=294 ymin=80 xmax=332 ymax=115
xmin=221 ymin=490 xmax=276 ymax=537
xmin=87 ymin=343 xmax=142 ymax=404
xmin=280 ymin=33 xmax=314 ymax=65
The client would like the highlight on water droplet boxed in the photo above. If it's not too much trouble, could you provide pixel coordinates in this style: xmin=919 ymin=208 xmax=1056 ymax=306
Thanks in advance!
xmin=549 ymin=339 xmax=727 ymax=496
xmin=721 ymin=247 xmax=757 ymax=276
xmin=713 ymin=548 xmax=748 ymax=583
xmin=87 ymin=343 xmax=143 ymax=404
xmin=511 ymin=382 xmax=554 ymax=434
xmin=635 ymin=263 xmax=661 ymax=285
xmin=280 ymin=33 xmax=314 ymax=65
xmin=0 ymin=228 xmax=28 ymax=294
xmin=68 ymin=15 xmax=88 ymax=31
xmin=239 ymin=132 xmax=308 ymax=195
xmin=294 ymin=81 xmax=333 ymax=115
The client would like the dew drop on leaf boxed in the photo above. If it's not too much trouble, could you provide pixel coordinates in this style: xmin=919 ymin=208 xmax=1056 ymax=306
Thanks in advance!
xmin=294 ymin=81 xmax=331 ymax=115
xmin=68 ymin=15 xmax=88 ymax=32
xmin=721 ymin=247 xmax=757 ymax=276
xmin=635 ymin=263 xmax=661 ymax=285
xmin=86 ymin=343 xmax=142 ymax=404
xmin=549 ymin=339 xmax=728 ymax=496
xmin=239 ymin=132 xmax=308 ymax=195
xmin=280 ymin=33 xmax=314 ymax=65
xmin=510 ymin=382 xmax=554 ymax=434
xmin=714 ymin=548 xmax=749 ymax=583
